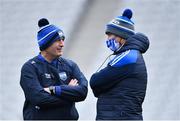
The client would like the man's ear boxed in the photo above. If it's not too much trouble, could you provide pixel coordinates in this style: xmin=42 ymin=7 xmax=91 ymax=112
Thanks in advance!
xmin=120 ymin=38 xmax=126 ymax=45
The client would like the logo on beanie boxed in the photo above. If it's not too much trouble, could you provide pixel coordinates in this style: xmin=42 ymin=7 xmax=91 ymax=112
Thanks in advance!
xmin=58 ymin=31 xmax=65 ymax=40
xmin=111 ymin=19 xmax=120 ymax=25
xmin=58 ymin=31 xmax=63 ymax=36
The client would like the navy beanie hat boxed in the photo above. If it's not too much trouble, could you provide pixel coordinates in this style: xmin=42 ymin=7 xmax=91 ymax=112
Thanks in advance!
xmin=105 ymin=8 xmax=135 ymax=39
xmin=37 ymin=18 xmax=65 ymax=51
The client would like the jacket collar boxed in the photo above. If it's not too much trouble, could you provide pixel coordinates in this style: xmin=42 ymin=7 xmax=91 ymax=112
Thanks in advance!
xmin=114 ymin=33 xmax=149 ymax=55
xmin=37 ymin=53 xmax=58 ymax=67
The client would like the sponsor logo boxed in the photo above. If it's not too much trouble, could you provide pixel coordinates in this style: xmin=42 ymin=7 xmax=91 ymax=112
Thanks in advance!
xmin=44 ymin=73 xmax=51 ymax=79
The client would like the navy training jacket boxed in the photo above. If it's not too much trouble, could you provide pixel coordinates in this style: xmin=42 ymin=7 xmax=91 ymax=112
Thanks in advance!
xmin=90 ymin=33 xmax=149 ymax=120
xmin=20 ymin=56 xmax=88 ymax=120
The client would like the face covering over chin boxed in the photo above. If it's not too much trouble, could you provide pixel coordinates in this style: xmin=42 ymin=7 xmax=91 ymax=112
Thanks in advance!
xmin=106 ymin=38 xmax=121 ymax=52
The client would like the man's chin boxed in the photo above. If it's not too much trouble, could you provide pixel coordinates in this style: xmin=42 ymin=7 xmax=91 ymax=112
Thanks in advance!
xmin=57 ymin=52 xmax=63 ymax=57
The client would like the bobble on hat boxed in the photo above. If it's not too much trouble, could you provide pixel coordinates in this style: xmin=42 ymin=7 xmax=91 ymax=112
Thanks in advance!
xmin=37 ymin=18 xmax=65 ymax=51
xmin=122 ymin=9 xmax=133 ymax=19
xmin=38 ymin=18 xmax=49 ymax=28
xmin=105 ymin=8 xmax=135 ymax=39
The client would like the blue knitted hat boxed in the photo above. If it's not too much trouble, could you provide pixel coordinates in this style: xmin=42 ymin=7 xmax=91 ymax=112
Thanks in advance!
xmin=105 ymin=9 xmax=135 ymax=39
xmin=37 ymin=18 xmax=65 ymax=51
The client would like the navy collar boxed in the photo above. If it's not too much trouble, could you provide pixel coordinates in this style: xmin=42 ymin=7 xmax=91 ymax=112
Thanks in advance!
xmin=37 ymin=53 xmax=58 ymax=67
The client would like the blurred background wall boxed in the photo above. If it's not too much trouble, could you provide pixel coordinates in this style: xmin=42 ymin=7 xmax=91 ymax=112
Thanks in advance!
xmin=0 ymin=0 xmax=180 ymax=120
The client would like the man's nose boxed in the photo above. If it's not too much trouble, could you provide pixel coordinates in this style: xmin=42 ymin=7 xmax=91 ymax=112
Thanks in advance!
xmin=59 ymin=40 xmax=64 ymax=46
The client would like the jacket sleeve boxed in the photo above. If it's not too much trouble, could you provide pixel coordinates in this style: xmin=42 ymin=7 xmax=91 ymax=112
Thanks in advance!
xmin=90 ymin=64 xmax=134 ymax=97
xmin=20 ymin=63 xmax=70 ymax=108
xmin=56 ymin=61 xmax=88 ymax=102
xmin=90 ymin=49 xmax=139 ymax=97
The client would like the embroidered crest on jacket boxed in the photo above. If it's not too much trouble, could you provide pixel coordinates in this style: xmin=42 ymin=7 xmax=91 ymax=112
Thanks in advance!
xmin=59 ymin=72 xmax=67 ymax=81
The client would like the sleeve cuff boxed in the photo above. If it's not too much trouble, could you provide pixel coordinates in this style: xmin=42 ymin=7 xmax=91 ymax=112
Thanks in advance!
xmin=55 ymin=86 xmax=61 ymax=96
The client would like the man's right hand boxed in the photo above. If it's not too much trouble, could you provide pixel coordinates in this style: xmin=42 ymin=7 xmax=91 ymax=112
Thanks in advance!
xmin=68 ymin=79 xmax=79 ymax=86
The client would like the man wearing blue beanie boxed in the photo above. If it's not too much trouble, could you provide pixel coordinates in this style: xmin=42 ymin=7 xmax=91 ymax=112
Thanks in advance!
xmin=90 ymin=9 xmax=150 ymax=120
xmin=20 ymin=18 xmax=88 ymax=120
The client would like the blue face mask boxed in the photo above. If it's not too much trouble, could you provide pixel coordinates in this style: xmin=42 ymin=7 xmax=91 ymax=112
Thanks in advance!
xmin=106 ymin=38 xmax=120 ymax=52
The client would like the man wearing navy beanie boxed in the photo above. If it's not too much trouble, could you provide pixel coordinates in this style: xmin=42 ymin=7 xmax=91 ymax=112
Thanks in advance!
xmin=20 ymin=18 xmax=88 ymax=120
xmin=90 ymin=9 xmax=149 ymax=120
